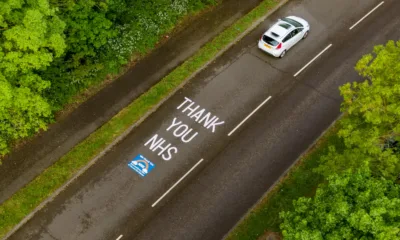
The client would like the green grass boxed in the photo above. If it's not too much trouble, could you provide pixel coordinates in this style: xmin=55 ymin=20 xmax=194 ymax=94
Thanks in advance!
xmin=226 ymin=124 xmax=346 ymax=240
xmin=0 ymin=0 xmax=281 ymax=237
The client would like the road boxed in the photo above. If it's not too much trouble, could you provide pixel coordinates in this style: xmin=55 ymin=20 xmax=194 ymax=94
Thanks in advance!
xmin=7 ymin=0 xmax=400 ymax=240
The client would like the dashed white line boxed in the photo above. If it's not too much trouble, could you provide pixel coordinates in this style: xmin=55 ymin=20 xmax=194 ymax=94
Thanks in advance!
xmin=227 ymin=96 xmax=272 ymax=137
xmin=151 ymin=159 xmax=204 ymax=207
xmin=293 ymin=44 xmax=333 ymax=77
xmin=116 ymin=235 xmax=123 ymax=240
xmin=349 ymin=1 xmax=384 ymax=30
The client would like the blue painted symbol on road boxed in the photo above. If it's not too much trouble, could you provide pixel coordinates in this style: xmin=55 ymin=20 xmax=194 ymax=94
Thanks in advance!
xmin=128 ymin=154 xmax=155 ymax=177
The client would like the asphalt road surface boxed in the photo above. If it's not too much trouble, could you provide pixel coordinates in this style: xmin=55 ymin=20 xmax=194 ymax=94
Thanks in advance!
xmin=8 ymin=0 xmax=400 ymax=240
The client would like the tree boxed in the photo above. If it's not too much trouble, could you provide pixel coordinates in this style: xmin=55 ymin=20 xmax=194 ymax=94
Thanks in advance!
xmin=42 ymin=0 xmax=217 ymax=108
xmin=0 ymin=0 xmax=66 ymax=155
xmin=60 ymin=0 xmax=116 ymax=76
xmin=42 ymin=0 xmax=119 ymax=108
xmin=315 ymin=40 xmax=400 ymax=179
xmin=280 ymin=170 xmax=400 ymax=240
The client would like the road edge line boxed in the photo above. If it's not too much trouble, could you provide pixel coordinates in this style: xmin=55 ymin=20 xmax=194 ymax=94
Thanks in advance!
xmin=2 ymin=1 xmax=289 ymax=239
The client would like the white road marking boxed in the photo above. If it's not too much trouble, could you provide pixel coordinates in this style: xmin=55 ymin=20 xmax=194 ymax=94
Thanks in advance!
xmin=227 ymin=96 xmax=272 ymax=137
xmin=349 ymin=1 xmax=384 ymax=30
xmin=151 ymin=159 xmax=204 ymax=207
xmin=116 ymin=235 xmax=123 ymax=240
xmin=293 ymin=44 xmax=333 ymax=77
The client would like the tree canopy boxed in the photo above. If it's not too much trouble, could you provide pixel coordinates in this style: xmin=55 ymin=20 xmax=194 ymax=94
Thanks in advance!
xmin=0 ymin=0 xmax=66 ymax=155
xmin=315 ymin=40 xmax=400 ymax=179
xmin=280 ymin=170 xmax=400 ymax=240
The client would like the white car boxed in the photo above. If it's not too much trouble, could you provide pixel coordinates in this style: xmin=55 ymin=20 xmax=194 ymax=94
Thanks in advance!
xmin=258 ymin=16 xmax=310 ymax=58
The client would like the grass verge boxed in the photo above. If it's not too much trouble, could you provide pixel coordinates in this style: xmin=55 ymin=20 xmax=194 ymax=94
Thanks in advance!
xmin=225 ymin=123 xmax=345 ymax=240
xmin=0 ymin=0 xmax=282 ymax=238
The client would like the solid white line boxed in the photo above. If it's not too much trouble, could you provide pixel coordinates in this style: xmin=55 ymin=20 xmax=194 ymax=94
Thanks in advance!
xmin=151 ymin=159 xmax=204 ymax=207
xmin=293 ymin=44 xmax=332 ymax=77
xmin=116 ymin=235 xmax=123 ymax=240
xmin=227 ymin=96 xmax=272 ymax=137
xmin=349 ymin=1 xmax=384 ymax=30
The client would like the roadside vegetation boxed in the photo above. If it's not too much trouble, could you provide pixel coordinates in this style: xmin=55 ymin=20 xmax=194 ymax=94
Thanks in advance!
xmin=0 ymin=0 xmax=216 ymax=156
xmin=0 ymin=0 xmax=282 ymax=238
xmin=227 ymin=40 xmax=400 ymax=239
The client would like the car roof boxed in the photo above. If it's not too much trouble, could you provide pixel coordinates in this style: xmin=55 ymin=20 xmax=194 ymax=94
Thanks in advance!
xmin=265 ymin=20 xmax=294 ymax=40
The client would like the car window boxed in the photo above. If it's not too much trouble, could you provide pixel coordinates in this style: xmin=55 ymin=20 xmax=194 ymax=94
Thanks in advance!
xmin=294 ymin=29 xmax=301 ymax=35
xmin=262 ymin=35 xmax=279 ymax=46
xmin=282 ymin=33 xmax=292 ymax=42
xmin=278 ymin=23 xmax=291 ymax=29
xmin=271 ymin=32 xmax=280 ymax=38
xmin=282 ymin=17 xmax=303 ymax=28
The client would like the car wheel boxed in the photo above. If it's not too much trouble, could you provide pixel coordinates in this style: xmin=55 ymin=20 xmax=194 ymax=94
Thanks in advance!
xmin=279 ymin=50 xmax=286 ymax=58
xmin=303 ymin=30 xmax=309 ymax=39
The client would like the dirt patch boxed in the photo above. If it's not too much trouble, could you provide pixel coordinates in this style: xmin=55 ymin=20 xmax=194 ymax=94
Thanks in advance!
xmin=257 ymin=231 xmax=282 ymax=240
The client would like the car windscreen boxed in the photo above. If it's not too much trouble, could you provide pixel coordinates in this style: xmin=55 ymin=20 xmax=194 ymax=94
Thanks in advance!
xmin=262 ymin=35 xmax=279 ymax=46
xmin=282 ymin=17 xmax=303 ymax=28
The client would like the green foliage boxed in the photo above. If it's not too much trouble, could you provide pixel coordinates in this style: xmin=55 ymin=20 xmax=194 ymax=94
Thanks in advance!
xmin=59 ymin=0 xmax=116 ymax=75
xmin=315 ymin=40 xmax=400 ymax=179
xmin=280 ymin=170 xmax=400 ymax=240
xmin=0 ymin=0 xmax=66 ymax=155
xmin=43 ymin=0 xmax=217 ymax=108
